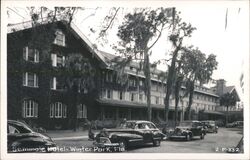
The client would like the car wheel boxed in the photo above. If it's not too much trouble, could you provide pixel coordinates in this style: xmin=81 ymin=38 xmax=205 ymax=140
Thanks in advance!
xmin=153 ymin=139 xmax=161 ymax=147
xmin=186 ymin=134 xmax=191 ymax=141
xmin=119 ymin=139 xmax=128 ymax=150
xmin=200 ymin=133 xmax=205 ymax=140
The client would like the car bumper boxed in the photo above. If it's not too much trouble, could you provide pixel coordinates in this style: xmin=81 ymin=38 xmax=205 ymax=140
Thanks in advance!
xmin=169 ymin=135 xmax=187 ymax=139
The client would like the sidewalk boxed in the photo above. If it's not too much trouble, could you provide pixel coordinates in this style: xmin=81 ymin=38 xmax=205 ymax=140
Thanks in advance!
xmin=46 ymin=129 xmax=100 ymax=140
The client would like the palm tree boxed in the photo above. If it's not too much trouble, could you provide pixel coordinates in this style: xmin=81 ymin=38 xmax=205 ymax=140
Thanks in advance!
xmin=220 ymin=92 xmax=237 ymax=125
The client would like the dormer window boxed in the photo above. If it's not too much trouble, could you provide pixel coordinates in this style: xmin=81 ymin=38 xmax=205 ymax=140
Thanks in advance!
xmin=23 ymin=46 xmax=39 ymax=63
xmin=54 ymin=30 xmax=65 ymax=46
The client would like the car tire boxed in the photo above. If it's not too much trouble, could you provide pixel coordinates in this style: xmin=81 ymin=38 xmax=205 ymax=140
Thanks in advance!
xmin=186 ymin=134 xmax=191 ymax=141
xmin=119 ymin=139 xmax=128 ymax=150
xmin=200 ymin=133 xmax=205 ymax=140
xmin=153 ymin=139 xmax=161 ymax=147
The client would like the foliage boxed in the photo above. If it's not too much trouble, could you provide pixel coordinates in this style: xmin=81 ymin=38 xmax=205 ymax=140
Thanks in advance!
xmin=181 ymin=47 xmax=218 ymax=120
xmin=220 ymin=92 xmax=238 ymax=125
xmin=220 ymin=92 xmax=237 ymax=107
xmin=164 ymin=11 xmax=196 ymax=122
xmin=115 ymin=8 xmax=173 ymax=121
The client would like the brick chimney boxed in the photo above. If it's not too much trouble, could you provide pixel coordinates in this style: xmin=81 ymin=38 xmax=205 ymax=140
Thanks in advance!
xmin=216 ymin=79 xmax=226 ymax=96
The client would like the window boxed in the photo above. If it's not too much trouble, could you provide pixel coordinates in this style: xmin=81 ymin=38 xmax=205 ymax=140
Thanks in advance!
xmin=107 ymin=89 xmax=112 ymax=99
xmin=54 ymin=30 xmax=65 ymax=46
xmin=51 ymin=54 xmax=65 ymax=67
xmin=119 ymin=91 xmax=124 ymax=100
xmin=23 ymin=46 xmax=39 ymax=63
xmin=50 ymin=102 xmax=67 ymax=118
xmin=50 ymin=77 xmax=66 ymax=90
xmin=77 ymin=104 xmax=87 ymax=118
xmin=130 ymin=93 xmax=135 ymax=101
xmin=129 ymin=79 xmax=136 ymax=87
xmin=23 ymin=72 xmax=38 ymax=87
xmin=139 ymin=94 xmax=143 ymax=102
xmin=155 ymin=97 xmax=159 ymax=104
xmin=105 ymin=72 xmax=113 ymax=82
xmin=139 ymin=80 xmax=143 ymax=86
xmin=22 ymin=99 xmax=38 ymax=118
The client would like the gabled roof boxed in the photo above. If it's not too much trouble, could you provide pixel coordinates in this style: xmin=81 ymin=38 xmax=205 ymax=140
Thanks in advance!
xmin=8 ymin=20 xmax=109 ymax=68
xmin=223 ymin=86 xmax=234 ymax=94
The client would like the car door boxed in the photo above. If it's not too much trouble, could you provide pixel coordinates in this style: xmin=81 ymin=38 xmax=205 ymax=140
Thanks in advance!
xmin=191 ymin=122 xmax=202 ymax=136
xmin=138 ymin=123 xmax=152 ymax=143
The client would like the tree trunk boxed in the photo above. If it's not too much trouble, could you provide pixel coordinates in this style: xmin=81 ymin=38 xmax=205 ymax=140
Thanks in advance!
xmin=226 ymin=105 xmax=229 ymax=125
xmin=174 ymin=76 xmax=182 ymax=126
xmin=165 ymin=48 xmax=179 ymax=122
xmin=186 ymin=82 xmax=194 ymax=120
xmin=144 ymin=52 xmax=152 ymax=121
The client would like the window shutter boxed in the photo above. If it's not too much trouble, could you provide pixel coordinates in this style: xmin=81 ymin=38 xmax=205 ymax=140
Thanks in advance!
xmin=34 ymin=102 xmax=38 ymax=117
xmin=62 ymin=56 xmax=65 ymax=66
xmin=63 ymin=104 xmax=67 ymax=118
xmin=77 ymin=105 xmax=80 ymax=118
xmin=35 ymin=49 xmax=39 ymax=62
xmin=50 ymin=104 xmax=54 ymax=118
xmin=23 ymin=46 xmax=28 ymax=60
xmin=83 ymin=105 xmax=87 ymax=118
xmin=51 ymin=54 xmax=57 ymax=67
xmin=22 ymin=73 xmax=26 ymax=86
xmin=22 ymin=101 xmax=26 ymax=118
xmin=34 ymin=74 xmax=38 ymax=87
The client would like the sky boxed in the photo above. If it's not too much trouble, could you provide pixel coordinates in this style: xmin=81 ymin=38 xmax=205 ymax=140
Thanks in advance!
xmin=5 ymin=1 xmax=249 ymax=100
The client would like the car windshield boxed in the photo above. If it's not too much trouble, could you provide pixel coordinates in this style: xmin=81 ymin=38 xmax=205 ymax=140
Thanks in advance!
xmin=8 ymin=122 xmax=33 ymax=134
xmin=119 ymin=122 xmax=136 ymax=129
xmin=178 ymin=122 xmax=192 ymax=127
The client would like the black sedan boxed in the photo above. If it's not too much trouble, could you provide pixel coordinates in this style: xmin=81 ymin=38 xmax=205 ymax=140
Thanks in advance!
xmin=169 ymin=121 xmax=206 ymax=141
xmin=201 ymin=120 xmax=218 ymax=133
xmin=7 ymin=120 xmax=56 ymax=153
xmin=92 ymin=120 xmax=166 ymax=151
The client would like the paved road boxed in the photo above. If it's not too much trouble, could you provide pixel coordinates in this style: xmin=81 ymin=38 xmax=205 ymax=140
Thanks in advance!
xmin=52 ymin=127 xmax=243 ymax=153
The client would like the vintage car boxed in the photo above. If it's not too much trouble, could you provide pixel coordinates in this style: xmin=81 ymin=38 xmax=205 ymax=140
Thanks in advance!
xmin=93 ymin=120 xmax=166 ymax=151
xmin=7 ymin=120 xmax=56 ymax=153
xmin=169 ymin=120 xmax=206 ymax=141
xmin=201 ymin=120 xmax=218 ymax=133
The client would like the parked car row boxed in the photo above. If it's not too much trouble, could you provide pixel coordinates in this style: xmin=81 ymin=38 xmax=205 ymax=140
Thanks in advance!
xmin=226 ymin=121 xmax=243 ymax=128
xmin=7 ymin=119 xmax=230 ymax=153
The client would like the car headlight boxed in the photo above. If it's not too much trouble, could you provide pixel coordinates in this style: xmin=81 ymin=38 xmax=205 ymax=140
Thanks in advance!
xmin=11 ymin=141 xmax=21 ymax=147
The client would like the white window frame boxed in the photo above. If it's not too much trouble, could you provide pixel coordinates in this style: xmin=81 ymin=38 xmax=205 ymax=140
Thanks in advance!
xmin=23 ymin=46 xmax=39 ymax=63
xmin=54 ymin=30 xmax=65 ymax=46
xmin=50 ymin=102 xmax=67 ymax=118
xmin=22 ymin=99 xmax=38 ymax=118
xmin=77 ymin=104 xmax=87 ymax=119
xmin=51 ymin=53 xmax=65 ymax=67
xmin=50 ymin=77 xmax=65 ymax=90
xmin=23 ymin=72 xmax=38 ymax=88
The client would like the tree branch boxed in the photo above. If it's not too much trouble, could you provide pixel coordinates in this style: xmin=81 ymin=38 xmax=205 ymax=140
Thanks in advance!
xmin=148 ymin=23 xmax=165 ymax=50
xmin=98 ymin=7 xmax=120 ymax=38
